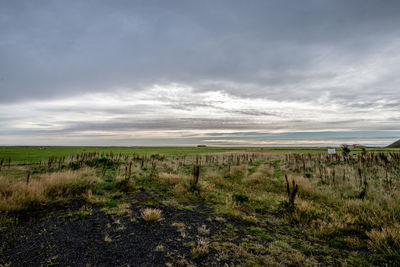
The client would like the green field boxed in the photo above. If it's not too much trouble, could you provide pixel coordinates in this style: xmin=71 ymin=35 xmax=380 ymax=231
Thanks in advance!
xmin=1 ymin=146 xmax=399 ymax=164
xmin=0 ymin=146 xmax=245 ymax=163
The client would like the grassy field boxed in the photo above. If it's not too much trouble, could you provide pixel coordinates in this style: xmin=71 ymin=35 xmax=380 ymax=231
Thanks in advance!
xmin=1 ymin=147 xmax=400 ymax=265
xmin=0 ymin=146 xmax=246 ymax=163
xmin=1 ymin=146 xmax=399 ymax=164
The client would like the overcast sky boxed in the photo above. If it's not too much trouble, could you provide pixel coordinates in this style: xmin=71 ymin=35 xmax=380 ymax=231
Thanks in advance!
xmin=1 ymin=0 xmax=400 ymax=146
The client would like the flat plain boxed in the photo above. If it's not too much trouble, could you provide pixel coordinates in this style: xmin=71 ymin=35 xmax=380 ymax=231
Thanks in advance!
xmin=1 ymin=146 xmax=399 ymax=266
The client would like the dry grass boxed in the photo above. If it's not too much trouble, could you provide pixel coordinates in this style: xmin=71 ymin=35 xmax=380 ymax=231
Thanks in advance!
xmin=102 ymin=203 xmax=131 ymax=216
xmin=197 ymin=224 xmax=210 ymax=235
xmin=172 ymin=183 xmax=186 ymax=196
xmin=141 ymin=208 xmax=162 ymax=222
xmin=0 ymin=169 xmax=98 ymax=211
xmin=104 ymin=234 xmax=112 ymax=242
xmin=227 ymin=166 xmax=247 ymax=181
xmin=159 ymin=172 xmax=189 ymax=185
xmin=367 ymin=224 xmax=400 ymax=259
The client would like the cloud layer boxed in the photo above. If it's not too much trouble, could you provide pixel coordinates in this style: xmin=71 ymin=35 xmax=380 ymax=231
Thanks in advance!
xmin=1 ymin=1 xmax=400 ymax=145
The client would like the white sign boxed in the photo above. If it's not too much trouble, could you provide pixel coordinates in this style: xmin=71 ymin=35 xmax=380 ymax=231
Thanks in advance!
xmin=328 ymin=149 xmax=336 ymax=154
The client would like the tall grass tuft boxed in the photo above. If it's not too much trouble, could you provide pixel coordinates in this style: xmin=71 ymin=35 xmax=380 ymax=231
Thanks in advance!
xmin=0 ymin=169 xmax=99 ymax=211
xmin=141 ymin=208 xmax=162 ymax=222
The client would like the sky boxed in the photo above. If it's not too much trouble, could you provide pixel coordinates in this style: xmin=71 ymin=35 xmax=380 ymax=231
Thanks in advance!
xmin=1 ymin=0 xmax=400 ymax=146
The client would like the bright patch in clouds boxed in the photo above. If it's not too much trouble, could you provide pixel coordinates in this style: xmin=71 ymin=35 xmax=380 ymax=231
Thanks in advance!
xmin=1 ymin=84 xmax=399 ymax=146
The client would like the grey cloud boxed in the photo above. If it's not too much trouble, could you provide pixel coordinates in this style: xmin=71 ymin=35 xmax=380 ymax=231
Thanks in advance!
xmin=230 ymin=110 xmax=277 ymax=117
xmin=0 ymin=116 xmax=394 ymax=137
xmin=36 ymin=105 xmax=153 ymax=116
xmin=1 ymin=0 xmax=400 ymax=105
xmin=58 ymin=118 xmax=268 ymax=132
xmin=166 ymin=103 xmax=218 ymax=111
xmin=166 ymin=102 xmax=279 ymax=117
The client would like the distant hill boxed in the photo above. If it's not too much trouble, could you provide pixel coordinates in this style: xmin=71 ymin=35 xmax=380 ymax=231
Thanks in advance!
xmin=387 ymin=139 xmax=400 ymax=148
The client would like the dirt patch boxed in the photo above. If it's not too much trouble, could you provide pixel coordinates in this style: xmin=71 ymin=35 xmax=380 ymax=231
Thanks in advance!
xmin=128 ymin=189 xmax=153 ymax=203
xmin=0 ymin=201 xmax=235 ymax=266
xmin=0 ymin=196 xmax=365 ymax=266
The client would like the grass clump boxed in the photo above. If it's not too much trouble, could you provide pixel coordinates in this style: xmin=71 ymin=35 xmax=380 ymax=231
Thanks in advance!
xmin=104 ymin=234 xmax=112 ymax=242
xmin=197 ymin=224 xmax=210 ymax=235
xmin=367 ymin=224 xmax=400 ymax=264
xmin=248 ymin=226 xmax=273 ymax=241
xmin=141 ymin=208 xmax=162 ymax=223
xmin=192 ymin=238 xmax=209 ymax=259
